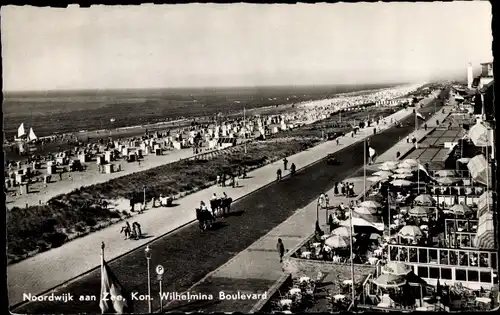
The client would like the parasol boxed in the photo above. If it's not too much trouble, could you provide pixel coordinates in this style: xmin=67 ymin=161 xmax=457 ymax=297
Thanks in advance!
xmin=367 ymin=176 xmax=388 ymax=183
xmin=379 ymin=164 xmax=397 ymax=171
xmin=435 ymin=177 xmax=460 ymax=185
xmin=354 ymin=206 xmax=377 ymax=215
xmin=398 ymin=225 xmax=423 ymax=239
xmin=382 ymin=161 xmax=399 ymax=168
xmin=324 ymin=234 xmax=349 ymax=248
xmin=435 ymin=170 xmax=456 ymax=177
xmin=381 ymin=261 xmax=412 ymax=276
xmin=390 ymin=179 xmax=413 ymax=187
xmin=408 ymin=206 xmax=433 ymax=217
xmin=446 ymin=202 xmax=473 ymax=216
xmin=372 ymin=273 xmax=407 ymax=289
xmin=398 ymin=162 xmax=416 ymax=169
xmin=394 ymin=168 xmax=413 ymax=174
xmin=403 ymin=159 xmax=419 ymax=166
xmin=373 ymin=170 xmax=393 ymax=177
xmin=457 ymin=157 xmax=471 ymax=164
xmin=392 ymin=173 xmax=413 ymax=179
xmin=413 ymin=194 xmax=435 ymax=206
xmin=331 ymin=226 xmax=354 ymax=237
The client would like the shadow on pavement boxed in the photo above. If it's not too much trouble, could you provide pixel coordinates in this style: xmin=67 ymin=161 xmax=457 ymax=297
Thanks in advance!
xmin=209 ymin=222 xmax=229 ymax=231
xmin=225 ymin=210 xmax=245 ymax=217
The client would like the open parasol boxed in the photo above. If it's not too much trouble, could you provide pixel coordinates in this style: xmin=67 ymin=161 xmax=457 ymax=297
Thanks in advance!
xmin=367 ymin=176 xmax=388 ymax=183
xmin=446 ymin=202 xmax=473 ymax=216
xmin=373 ymin=170 xmax=393 ymax=177
xmin=413 ymin=194 xmax=435 ymax=206
xmin=408 ymin=206 xmax=433 ymax=217
xmin=394 ymin=168 xmax=413 ymax=174
xmin=331 ymin=226 xmax=354 ymax=237
xmin=398 ymin=225 xmax=423 ymax=239
xmin=372 ymin=273 xmax=407 ymax=289
xmin=381 ymin=261 xmax=412 ymax=276
xmin=457 ymin=157 xmax=471 ymax=164
xmin=403 ymin=159 xmax=419 ymax=166
xmin=392 ymin=173 xmax=413 ymax=179
xmin=435 ymin=177 xmax=460 ymax=185
xmin=398 ymin=162 xmax=416 ymax=169
xmin=382 ymin=161 xmax=399 ymax=168
xmin=435 ymin=170 xmax=456 ymax=177
xmin=324 ymin=234 xmax=349 ymax=248
xmin=354 ymin=206 xmax=377 ymax=215
xmin=379 ymin=164 xmax=397 ymax=171
xmin=390 ymin=179 xmax=413 ymax=187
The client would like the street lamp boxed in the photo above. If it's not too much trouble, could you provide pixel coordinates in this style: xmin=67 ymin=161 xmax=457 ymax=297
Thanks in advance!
xmin=145 ymin=245 xmax=152 ymax=313
xmin=316 ymin=199 xmax=320 ymax=224
xmin=143 ymin=185 xmax=146 ymax=211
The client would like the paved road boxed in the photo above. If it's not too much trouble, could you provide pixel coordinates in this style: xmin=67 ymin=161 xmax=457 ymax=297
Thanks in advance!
xmin=12 ymin=93 xmax=445 ymax=314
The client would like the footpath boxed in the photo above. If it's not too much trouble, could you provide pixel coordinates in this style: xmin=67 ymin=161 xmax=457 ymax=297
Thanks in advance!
xmin=162 ymin=105 xmax=451 ymax=313
xmin=7 ymin=100 xmax=437 ymax=305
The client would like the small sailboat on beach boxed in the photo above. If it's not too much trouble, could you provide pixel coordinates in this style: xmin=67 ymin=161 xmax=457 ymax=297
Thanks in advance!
xmin=17 ymin=123 xmax=26 ymax=139
xmin=110 ymin=118 xmax=116 ymax=123
xmin=28 ymin=128 xmax=38 ymax=141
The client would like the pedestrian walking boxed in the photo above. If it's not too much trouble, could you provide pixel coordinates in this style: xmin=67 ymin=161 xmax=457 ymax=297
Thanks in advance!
xmin=336 ymin=138 xmax=339 ymax=145
xmin=283 ymin=157 xmax=288 ymax=170
xmin=424 ymin=123 xmax=428 ymax=131
xmin=406 ymin=135 xmax=409 ymax=143
xmin=277 ymin=238 xmax=285 ymax=263
xmin=334 ymin=182 xmax=339 ymax=195
xmin=341 ymin=182 xmax=346 ymax=196
xmin=120 ymin=221 xmax=131 ymax=239
xmin=133 ymin=222 xmax=142 ymax=239
xmin=276 ymin=168 xmax=282 ymax=181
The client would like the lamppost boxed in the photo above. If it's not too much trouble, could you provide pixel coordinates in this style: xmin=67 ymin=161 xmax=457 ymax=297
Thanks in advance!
xmin=143 ymin=185 xmax=146 ymax=211
xmin=316 ymin=198 xmax=320 ymax=224
xmin=325 ymin=194 xmax=330 ymax=224
xmin=145 ymin=245 xmax=152 ymax=313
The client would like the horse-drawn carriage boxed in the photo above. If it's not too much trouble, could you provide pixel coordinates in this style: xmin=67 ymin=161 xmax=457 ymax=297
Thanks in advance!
xmin=209 ymin=196 xmax=233 ymax=217
xmin=196 ymin=207 xmax=216 ymax=231
xmin=195 ymin=196 xmax=233 ymax=231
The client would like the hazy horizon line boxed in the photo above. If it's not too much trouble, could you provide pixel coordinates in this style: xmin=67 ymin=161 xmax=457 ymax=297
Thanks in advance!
xmin=3 ymin=82 xmax=415 ymax=94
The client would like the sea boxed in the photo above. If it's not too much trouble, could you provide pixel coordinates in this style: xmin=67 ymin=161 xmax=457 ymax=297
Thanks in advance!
xmin=3 ymin=84 xmax=398 ymax=140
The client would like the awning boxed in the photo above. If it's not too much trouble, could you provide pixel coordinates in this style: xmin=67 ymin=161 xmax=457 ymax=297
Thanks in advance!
xmin=474 ymin=211 xmax=495 ymax=249
xmin=477 ymin=190 xmax=494 ymax=217
xmin=467 ymin=122 xmax=493 ymax=147
xmin=467 ymin=154 xmax=492 ymax=186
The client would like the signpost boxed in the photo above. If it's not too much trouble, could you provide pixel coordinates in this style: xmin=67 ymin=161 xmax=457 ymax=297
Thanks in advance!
xmin=156 ymin=265 xmax=164 ymax=313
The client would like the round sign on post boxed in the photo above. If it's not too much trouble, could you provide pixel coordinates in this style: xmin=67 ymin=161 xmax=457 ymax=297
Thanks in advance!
xmin=156 ymin=265 xmax=164 ymax=275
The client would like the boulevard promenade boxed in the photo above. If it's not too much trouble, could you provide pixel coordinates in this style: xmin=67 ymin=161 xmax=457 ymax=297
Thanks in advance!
xmin=8 ymin=99 xmax=440 ymax=305
xmin=162 ymin=105 xmax=451 ymax=313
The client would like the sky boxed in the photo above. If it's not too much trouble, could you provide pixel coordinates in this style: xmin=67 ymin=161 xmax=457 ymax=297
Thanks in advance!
xmin=1 ymin=2 xmax=493 ymax=91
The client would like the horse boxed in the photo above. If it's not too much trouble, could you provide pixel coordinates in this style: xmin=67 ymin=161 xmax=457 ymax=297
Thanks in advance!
xmin=210 ymin=197 xmax=233 ymax=217
xmin=196 ymin=208 xmax=215 ymax=231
